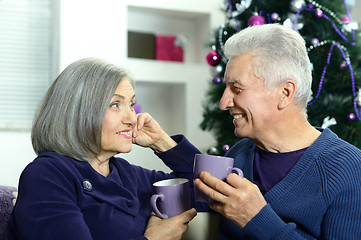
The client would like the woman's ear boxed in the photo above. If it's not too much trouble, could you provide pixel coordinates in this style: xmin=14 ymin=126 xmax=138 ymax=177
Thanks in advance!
xmin=278 ymin=80 xmax=296 ymax=110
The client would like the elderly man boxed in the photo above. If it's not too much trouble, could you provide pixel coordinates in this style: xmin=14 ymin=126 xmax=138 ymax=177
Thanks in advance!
xmin=195 ymin=24 xmax=361 ymax=239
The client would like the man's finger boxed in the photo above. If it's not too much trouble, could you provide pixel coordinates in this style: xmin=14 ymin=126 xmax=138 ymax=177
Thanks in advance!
xmin=195 ymin=173 xmax=231 ymax=202
xmin=226 ymin=173 xmax=247 ymax=188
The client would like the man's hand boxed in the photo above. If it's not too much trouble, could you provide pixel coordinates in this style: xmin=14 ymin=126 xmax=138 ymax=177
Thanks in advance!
xmin=195 ymin=172 xmax=266 ymax=228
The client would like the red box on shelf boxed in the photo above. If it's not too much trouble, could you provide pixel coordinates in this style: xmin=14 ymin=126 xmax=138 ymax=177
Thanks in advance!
xmin=155 ymin=35 xmax=184 ymax=62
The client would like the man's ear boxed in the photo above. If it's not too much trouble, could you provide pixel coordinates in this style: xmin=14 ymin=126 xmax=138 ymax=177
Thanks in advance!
xmin=278 ymin=80 xmax=296 ymax=110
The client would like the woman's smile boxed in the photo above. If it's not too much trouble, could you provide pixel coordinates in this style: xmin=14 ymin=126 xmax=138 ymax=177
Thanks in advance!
xmin=116 ymin=129 xmax=132 ymax=139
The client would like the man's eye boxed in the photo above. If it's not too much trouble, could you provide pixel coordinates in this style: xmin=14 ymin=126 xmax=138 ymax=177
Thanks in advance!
xmin=233 ymin=86 xmax=242 ymax=93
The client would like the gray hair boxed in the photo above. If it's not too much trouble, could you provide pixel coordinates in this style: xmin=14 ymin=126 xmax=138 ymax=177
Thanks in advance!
xmin=31 ymin=58 xmax=134 ymax=161
xmin=224 ymin=23 xmax=312 ymax=110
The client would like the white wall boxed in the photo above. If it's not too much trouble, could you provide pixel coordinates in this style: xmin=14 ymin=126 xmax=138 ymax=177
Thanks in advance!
xmin=0 ymin=132 xmax=36 ymax=186
xmin=352 ymin=0 xmax=361 ymax=22
xmin=0 ymin=0 xmax=223 ymax=188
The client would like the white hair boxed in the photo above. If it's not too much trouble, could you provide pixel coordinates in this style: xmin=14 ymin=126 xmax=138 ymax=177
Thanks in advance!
xmin=224 ymin=24 xmax=312 ymax=110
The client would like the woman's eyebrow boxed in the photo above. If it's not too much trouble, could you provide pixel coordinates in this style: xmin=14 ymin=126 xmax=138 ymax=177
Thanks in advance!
xmin=113 ymin=94 xmax=136 ymax=100
xmin=113 ymin=94 xmax=125 ymax=99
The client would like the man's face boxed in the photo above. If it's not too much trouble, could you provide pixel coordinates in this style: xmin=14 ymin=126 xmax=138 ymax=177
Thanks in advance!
xmin=220 ymin=54 xmax=280 ymax=140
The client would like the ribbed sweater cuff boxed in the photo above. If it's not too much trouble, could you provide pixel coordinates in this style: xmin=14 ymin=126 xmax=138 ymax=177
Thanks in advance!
xmin=243 ymin=204 xmax=291 ymax=239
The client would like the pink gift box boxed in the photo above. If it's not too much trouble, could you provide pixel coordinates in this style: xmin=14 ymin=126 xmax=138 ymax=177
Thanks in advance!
xmin=156 ymin=35 xmax=184 ymax=62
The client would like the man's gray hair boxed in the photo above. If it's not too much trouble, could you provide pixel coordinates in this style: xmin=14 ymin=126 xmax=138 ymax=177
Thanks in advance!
xmin=224 ymin=23 xmax=312 ymax=110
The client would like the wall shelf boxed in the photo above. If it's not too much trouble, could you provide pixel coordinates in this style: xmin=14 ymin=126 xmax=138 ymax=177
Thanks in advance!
xmin=127 ymin=4 xmax=211 ymax=64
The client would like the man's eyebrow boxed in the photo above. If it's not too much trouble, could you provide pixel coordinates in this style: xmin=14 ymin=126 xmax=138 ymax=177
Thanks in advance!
xmin=226 ymin=79 xmax=240 ymax=85
xmin=228 ymin=79 xmax=239 ymax=83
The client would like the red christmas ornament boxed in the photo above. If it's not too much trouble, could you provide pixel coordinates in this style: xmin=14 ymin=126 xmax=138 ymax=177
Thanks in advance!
xmin=206 ymin=50 xmax=221 ymax=66
xmin=341 ymin=16 xmax=351 ymax=23
xmin=248 ymin=15 xmax=265 ymax=26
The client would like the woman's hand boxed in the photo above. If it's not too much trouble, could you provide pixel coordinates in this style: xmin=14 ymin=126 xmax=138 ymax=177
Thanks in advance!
xmin=132 ymin=113 xmax=177 ymax=152
xmin=195 ymin=172 xmax=267 ymax=228
xmin=144 ymin=208 xmax=197 ymax=240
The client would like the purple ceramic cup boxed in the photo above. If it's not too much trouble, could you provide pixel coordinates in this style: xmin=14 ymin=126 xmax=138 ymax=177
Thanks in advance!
xmin=150 ymin=178 xmax=191 ymax=219
xmin=193 ymin=154 xmax=243 ymax=202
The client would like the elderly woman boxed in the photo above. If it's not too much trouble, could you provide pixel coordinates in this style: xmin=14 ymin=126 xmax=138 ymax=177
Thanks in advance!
xmin=195 ymin=24 xmax=361 ymax=239
xmin=7 ymin=58 xmax=199 ymax=240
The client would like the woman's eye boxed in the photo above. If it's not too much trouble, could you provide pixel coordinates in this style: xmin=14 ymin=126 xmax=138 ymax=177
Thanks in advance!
xmin=109 ymin=102 xmax=119 ymax=108
xmin=130 ymin=102 xmax=135 ymax=110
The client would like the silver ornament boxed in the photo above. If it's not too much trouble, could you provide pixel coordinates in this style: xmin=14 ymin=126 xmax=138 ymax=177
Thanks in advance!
xmin=290 ymin=0 xmax=306 ymax=12
xmin=321 ymin=116 xmax=337 ymax=128
xmin=283 ymin=18 xmax=304 ymax=30
xmin=231 ymin=0 xmax=252 ymax=17
xmin=209 ymin=64 xmax=224 ymax=76
xmin=227 ymin=19 xmax=239 ymax=29
xmin=207 ymin=147 xmax=218 ymax=155
xmin=216 ymin=65 xmax=223 ymax=73
xmin=342 ymin=21 xmax=359 ymax=32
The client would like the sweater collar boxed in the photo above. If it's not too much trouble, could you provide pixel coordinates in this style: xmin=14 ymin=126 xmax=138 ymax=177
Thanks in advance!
xmin=263 ymin=128 xmax=332 ymax=200
xmin=78 ymin=158 xmax=139 ymax=216
xmin=65 ymin=154 xmax=140 ymax=217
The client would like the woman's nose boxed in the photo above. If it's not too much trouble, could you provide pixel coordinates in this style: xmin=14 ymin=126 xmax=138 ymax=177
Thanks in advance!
xmin=124 ymin=108 xmax=137 ymax=127
xmin=219 ymin=88 xmax=234 ymax=110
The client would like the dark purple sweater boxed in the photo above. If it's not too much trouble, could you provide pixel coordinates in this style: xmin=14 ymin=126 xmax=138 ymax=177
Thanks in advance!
xmin=7 ymin=135 xmax=204 ymax=240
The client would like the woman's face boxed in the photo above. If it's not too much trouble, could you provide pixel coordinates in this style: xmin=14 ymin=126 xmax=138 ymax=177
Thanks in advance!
xmin=99 ymin=79 xmax=136 ymax=159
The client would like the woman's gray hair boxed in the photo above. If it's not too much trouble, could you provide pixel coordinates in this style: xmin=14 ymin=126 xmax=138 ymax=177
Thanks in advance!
xmin=224 ymin=23 xmax=312 ymax=110
xmin=31 ymin=58 xmax=134 ymax=161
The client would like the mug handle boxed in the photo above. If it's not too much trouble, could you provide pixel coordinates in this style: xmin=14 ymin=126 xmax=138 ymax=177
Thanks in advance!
xmin=227 ymin=167 xmax=244 ymax=178
xmin=150 ymin=194 xmax=169 ymax=219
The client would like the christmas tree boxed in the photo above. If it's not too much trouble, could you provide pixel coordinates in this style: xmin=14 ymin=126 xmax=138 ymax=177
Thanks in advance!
xmin=201 ymin=0 xmax=361 ymax=155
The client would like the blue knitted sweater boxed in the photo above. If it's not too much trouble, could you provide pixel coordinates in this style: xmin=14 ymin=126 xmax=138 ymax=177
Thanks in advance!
xmin=219 ymin=128 xmax=361 ymax=239
xmin=7 ymin=135 xmax=204 ymax=240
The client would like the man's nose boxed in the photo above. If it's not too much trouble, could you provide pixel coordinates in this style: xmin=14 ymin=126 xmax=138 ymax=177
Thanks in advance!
xmin=219 ymin=87 xmax=234 ymax=110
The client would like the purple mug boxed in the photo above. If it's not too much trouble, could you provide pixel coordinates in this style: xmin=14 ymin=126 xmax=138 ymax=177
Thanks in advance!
xmin=193 ymin=154 xmax=243 ymax=202
xmin=150 ymin=178 xmax=191 ymax=219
